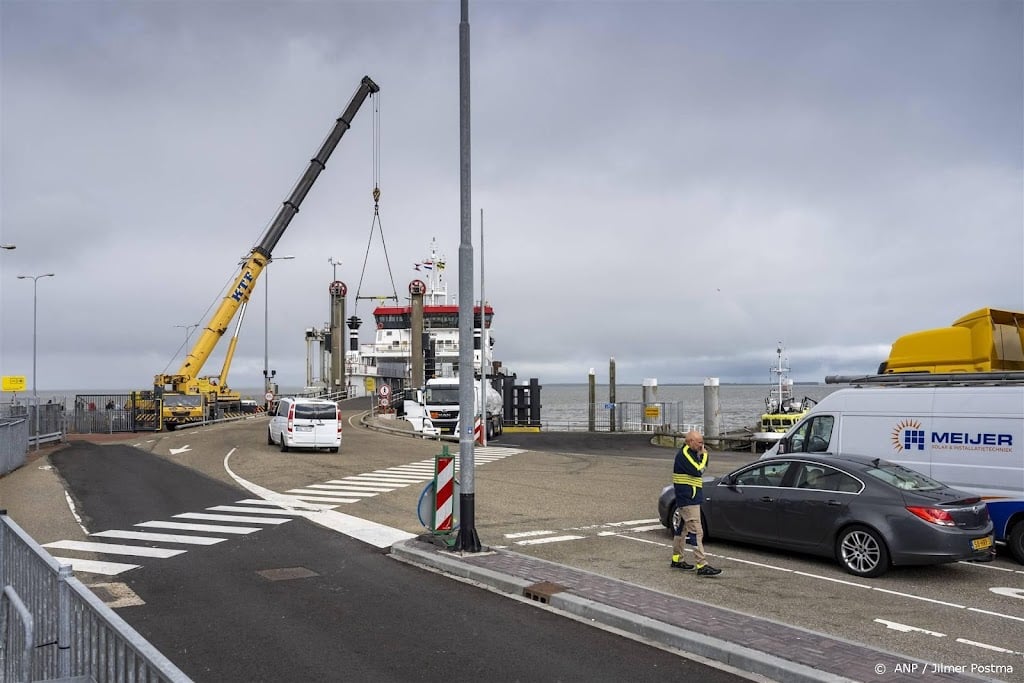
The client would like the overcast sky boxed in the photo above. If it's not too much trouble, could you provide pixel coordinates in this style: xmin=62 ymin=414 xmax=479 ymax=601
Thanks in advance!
xmin=1 ymin=0 xmax=1021 ymax=395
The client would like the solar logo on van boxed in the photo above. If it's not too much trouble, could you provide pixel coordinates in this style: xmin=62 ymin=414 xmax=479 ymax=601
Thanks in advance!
xmin=890 ymin=419 xmax=1015 ymax=454
xmin=891 ymin=419 xmax=925 ymax=453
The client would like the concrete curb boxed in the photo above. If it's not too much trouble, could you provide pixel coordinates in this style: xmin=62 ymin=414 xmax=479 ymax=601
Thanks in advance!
xmin=390 ymin=539 xmax=857 ymax=683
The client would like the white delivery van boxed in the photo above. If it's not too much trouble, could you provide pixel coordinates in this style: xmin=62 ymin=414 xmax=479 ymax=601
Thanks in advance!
xmin=267 ymin=397 xmax=342 ymax=453
xmin=764 ymin=383 xmax=1024 ymax=562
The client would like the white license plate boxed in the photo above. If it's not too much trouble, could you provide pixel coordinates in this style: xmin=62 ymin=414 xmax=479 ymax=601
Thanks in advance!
xmin=296 ymin=425 xmax=313 ymax=432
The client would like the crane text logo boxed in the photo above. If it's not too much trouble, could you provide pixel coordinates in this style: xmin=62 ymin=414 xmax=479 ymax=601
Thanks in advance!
xmin=231 ymin=271 xmax=255 ymax=302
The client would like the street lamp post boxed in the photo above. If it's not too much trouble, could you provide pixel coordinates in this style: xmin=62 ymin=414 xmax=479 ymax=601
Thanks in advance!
xmin=17 ymin=272 xmax=55 ymax=450
xmin=264 ymin=256 xmax=295 ymax=409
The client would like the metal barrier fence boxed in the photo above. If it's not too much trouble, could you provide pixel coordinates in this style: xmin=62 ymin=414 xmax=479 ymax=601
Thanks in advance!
xmin=0 ymin=402 xmax=65 ymax=451
xmin=0 ymin=418 xmax=29 ymax=477
xmin=541 ymin=401 xmax=702 ymax=434
xmin=0 ymin=512 xmax=192 ymax=682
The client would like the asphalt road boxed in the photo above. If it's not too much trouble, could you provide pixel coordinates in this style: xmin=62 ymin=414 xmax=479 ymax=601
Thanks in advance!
xmin=8 ymin=410 xmax=1024 ymax=681
xmin=41 ymin=441 xmax=747 ymax=683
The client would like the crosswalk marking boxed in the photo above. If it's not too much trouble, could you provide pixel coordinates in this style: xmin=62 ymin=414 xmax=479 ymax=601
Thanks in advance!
xmin=46 ymin=445 xmax=529 ymax=578
xmin=205 ymin=505 xmax=312 ymax=515
xmin=43 ymin=540 xmax=186 ymax=558
xmin=174 ymin=512 xmax=292 ymax=525
xmin=91 ymin=530 xmax=227 ymax=545
xmin=49 ymin=557 xmax=140 ymax=576
xmin=323 ymin=481 xmax=395 ymax=491
xmin=136 ymin=521 xmax=262 ymax=534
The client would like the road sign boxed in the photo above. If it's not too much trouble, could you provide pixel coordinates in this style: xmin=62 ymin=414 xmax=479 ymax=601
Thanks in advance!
xmin=378 ymin=384 xmax=391 ymax=398
xmin=364 ymin=377 xmax=376 ymax=392
xmin=2 ymin=376 xmax=26 ymax=392
xmin=378 ymin=397 xmax=389 ymax=408
xmin=265 ymin=391 xmax=274 ymax=402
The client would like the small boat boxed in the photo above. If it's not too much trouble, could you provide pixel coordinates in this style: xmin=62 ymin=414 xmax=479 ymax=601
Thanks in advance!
xmin=751 ymin=344 xmax=815 ymax=444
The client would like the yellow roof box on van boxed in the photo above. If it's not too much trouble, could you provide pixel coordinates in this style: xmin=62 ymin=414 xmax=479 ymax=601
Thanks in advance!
xmin=880 ymin=308 xmax=1024 ymax=374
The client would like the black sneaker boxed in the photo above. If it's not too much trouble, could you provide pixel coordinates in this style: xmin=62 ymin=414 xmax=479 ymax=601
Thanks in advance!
xmin=696 ymin=565 xmax=722 ymax=577
xmin=670 ymin=560 xmax=694 ymax=570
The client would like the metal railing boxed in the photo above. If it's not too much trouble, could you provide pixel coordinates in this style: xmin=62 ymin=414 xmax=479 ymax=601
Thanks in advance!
xmin=0 ymin=512 xmax=192 ymax=682
xmin=541 ymin=401 xmax=703 ymax=434
xmin=0 ymin=418 xmax=29 ymax=477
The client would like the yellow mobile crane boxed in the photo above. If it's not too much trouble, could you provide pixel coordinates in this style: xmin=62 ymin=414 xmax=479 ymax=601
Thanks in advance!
xmin=149 ymin=76 xmax=379 ymax=429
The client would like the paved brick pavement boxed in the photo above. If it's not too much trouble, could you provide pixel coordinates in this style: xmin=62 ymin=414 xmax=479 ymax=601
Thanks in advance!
xmin=392 ymin=537 xmax=991 ymax=683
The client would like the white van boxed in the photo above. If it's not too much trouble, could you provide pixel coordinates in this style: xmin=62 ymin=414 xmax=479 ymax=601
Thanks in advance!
xmin=764 ymin=384 xmax=1024 ymax=562
xmin=268 ymin=397 xmax=342 ymax=453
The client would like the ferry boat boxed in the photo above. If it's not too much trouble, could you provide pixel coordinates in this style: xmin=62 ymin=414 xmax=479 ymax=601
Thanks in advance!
xmin=751 ymin=344 xmax=815 ymax=444
xmin=343 ymin=239 xmax=495 ymax=397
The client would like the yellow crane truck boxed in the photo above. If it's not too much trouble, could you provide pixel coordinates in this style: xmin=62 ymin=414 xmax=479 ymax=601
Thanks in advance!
xmin=878 ymin=308 xmax=1024 ymax=374
xmin=144 ymin=76 xmax=379 ymax=429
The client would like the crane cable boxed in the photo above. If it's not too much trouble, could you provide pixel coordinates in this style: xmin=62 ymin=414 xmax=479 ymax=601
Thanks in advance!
xmin=353 ymin=93 xmax=399 ymax=317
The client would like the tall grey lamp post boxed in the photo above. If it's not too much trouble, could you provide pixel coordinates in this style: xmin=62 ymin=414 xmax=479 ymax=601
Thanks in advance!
xmin=264 ymin=255 xmax=295 ymax=408
xmin=17 ymin=272 xmax=55 ymax=450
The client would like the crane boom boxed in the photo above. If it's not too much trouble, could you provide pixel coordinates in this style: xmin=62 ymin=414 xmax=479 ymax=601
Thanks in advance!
xmin=155 ymin=76 xmax=379 ymax=413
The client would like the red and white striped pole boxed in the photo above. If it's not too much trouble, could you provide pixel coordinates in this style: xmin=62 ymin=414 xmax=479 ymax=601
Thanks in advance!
xmin=433 ymin=447 xmax=455 ymax=531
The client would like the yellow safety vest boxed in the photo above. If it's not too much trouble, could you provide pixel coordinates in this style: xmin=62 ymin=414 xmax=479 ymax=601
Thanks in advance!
xmin=672 ymin=445 xmax=708 ymax=488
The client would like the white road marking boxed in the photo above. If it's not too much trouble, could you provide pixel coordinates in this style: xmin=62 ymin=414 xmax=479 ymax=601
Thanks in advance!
xmin=955 ymin=638 xmax=1022 ymax=654
xmin=169 ymin=445 xmax=191 ymax=455
xmin=286 ymin=491 xmax=362 ymax=503
xmin=323 ymin=481 xmax=397 ymax=491
xmin=966 ymin=607 xmax=1024 ymax=623
xmin=206 ymin=506 xmax=311 ymax=515
xmin=516 ymin=535 xmax=585 ymax=545
xmin=301 ymin=485 xmax=379 ymax=496
xmin=605 ymin=518 xmax=660 ymax=526
xmin=92 ymin=530 xmax=226 ymax=545
xmin=49 ymin=557 xmax=140 ymax=576
xmin=874 ymin=619 xmax=945 ymax=636
xmin=174 ymin=512 xmax=291 ymax=525
xmin=990 ymin=587 xmax=1024 ymax=600
xmin=64 ymin=491 xmax=89 ymax=535
xmin=137 ymin=521 xmax=261 ymax=534
xmin=43 ymin=540 xmax=185 ymax=558
xmin=505 ymin=530 xmax=556 ymax=539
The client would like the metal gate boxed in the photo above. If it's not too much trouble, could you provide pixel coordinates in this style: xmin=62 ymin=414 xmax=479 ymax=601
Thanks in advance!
xmin=71 ymin=392 xmax=161 ymax=433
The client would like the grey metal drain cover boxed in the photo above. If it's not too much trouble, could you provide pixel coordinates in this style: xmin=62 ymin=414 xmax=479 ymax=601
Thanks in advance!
xmin=256 ymin=567 xmax=320 ymax=581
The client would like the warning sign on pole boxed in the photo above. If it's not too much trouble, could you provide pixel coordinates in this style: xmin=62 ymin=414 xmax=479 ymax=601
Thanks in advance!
xmin=433 ymin=447 xmax=455 ymax=531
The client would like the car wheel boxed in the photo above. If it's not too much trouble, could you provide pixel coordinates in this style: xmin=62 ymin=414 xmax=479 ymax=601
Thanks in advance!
xmin=836 ymin=525 xmax=890 ymax=578
xmin=330 ymin=447 xmax=339 ymax=454
xmin=267 ymin=428 xmax=274 ymax=446
xmin=1008 ymin=520 xmax=1024 ymax=564
xmin=668 ymin=505 xmax=681 ymax=534
xmin=700 ymin=510 xmax=712 ymax=541
xmin=279 ymin=436 xmax=289 ymax=453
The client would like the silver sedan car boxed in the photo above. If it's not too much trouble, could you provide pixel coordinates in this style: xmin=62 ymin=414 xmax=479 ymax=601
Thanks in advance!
xmin=658 ymin=453 xmax=994 ymax=577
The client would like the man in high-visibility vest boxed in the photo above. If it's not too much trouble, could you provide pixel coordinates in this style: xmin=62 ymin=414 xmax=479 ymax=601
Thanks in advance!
xmin=670 ymin=430 xmax=722 ymax=576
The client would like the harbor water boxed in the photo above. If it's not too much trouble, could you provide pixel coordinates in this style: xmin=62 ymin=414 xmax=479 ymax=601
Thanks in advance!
xmin=2 ymin=382 xmax=840 ymax=434
xmin=539 ymin=383 xmax=840 ymax=433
